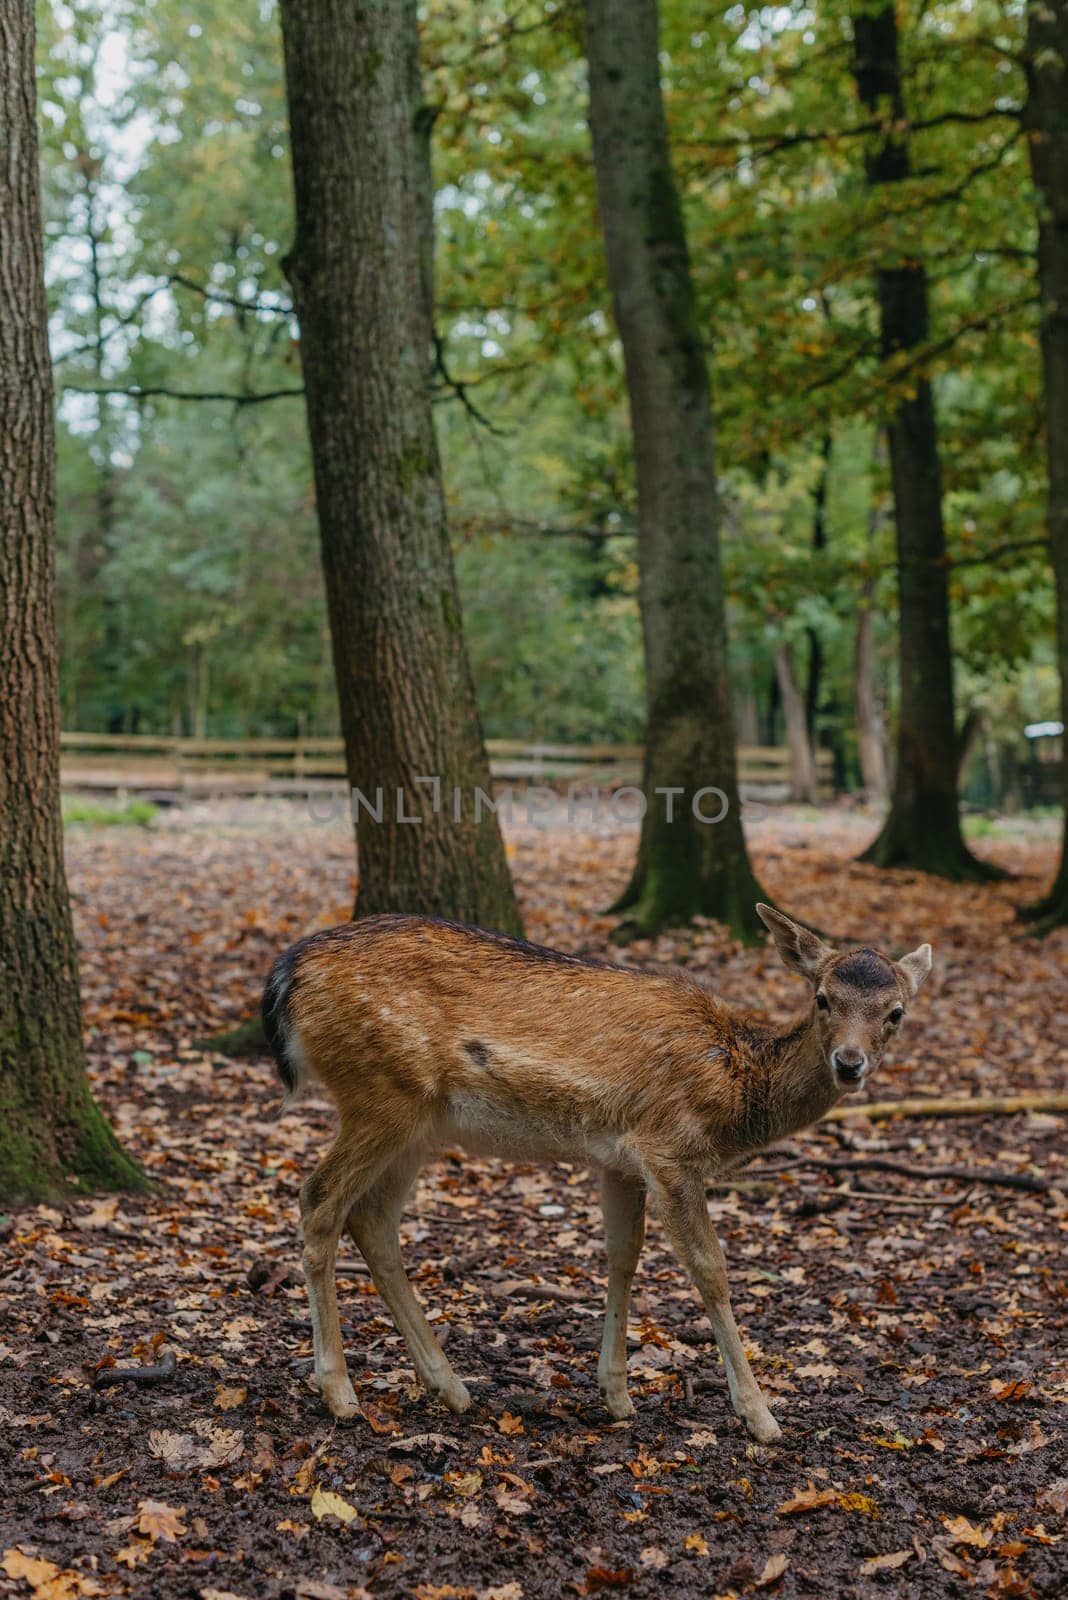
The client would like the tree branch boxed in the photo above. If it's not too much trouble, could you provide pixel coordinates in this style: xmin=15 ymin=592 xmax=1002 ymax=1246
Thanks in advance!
xmin=63 ymin=383 xmax=304 ymax=406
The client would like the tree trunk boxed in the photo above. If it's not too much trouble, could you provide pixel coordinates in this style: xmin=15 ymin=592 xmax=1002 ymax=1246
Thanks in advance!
xmin=773 ymin=644 xmax=820 ymax=804
xmin=854 ymin=598 xmax=889 ymax=800
xmin=805 ymin=432 xmax=832 ymax=739
xmin=279 ymin=0 xmax=520 ymax=933
xmin=1021 ymin=0 xmax=1068 ymax=929
xmin=583 ymin=0 xmax=765 ymax=940
xmin=0 ymin=2 xmax=144 ymax=1200
xmin=851 ymin=6 xmax=992 ymax=880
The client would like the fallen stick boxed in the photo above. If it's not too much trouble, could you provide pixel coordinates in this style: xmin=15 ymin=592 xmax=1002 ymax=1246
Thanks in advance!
xmin=744 ymin=1154 xmax=1051 ymax=1194
xmin=823 ymin=1093 xmax=1068 ymax=1123
xmin=486 ymin=1279 xmax=592 ymax=1304
xmin=94 ymin=1349 xmax=176 ymax=1387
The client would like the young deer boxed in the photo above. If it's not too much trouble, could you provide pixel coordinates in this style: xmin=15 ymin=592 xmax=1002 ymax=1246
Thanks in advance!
xmin=263 ymin=904 xmax=932 ymax=1443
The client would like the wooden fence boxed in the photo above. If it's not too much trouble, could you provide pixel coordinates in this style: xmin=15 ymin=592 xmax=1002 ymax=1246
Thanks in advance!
xmin=59 ymin=731 xmax=834 ymax=802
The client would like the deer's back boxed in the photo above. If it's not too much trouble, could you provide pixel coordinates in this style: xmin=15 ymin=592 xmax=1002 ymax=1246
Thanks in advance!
xmin=272 ymin=915 xmax=745 ymax=1161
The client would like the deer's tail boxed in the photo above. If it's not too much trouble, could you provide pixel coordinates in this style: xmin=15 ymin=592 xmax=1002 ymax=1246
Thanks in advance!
xmin=262 ymin=945 xmax=312 ymax=1109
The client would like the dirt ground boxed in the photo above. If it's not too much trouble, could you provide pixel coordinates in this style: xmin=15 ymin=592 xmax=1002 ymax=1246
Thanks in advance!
xmin=1 ymin=803 xmax=1066 ymax=1600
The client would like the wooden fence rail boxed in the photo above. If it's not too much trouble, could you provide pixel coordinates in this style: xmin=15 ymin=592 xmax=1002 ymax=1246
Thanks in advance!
xmin=59 ymin=732 xmax=834 ymax=801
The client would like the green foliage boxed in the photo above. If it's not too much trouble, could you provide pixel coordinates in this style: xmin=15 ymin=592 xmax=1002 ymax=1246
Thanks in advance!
xmin=37 ymin=0 xmax=1055 ymax=758
xmin=62 ymin=796 xmax=158 ymax=827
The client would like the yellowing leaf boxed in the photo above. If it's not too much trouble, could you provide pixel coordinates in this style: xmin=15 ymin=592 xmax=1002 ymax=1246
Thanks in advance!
xmin=838 ymin=1493 xmax=880 ymax=1518
xmin=310 ymin=1487 xmax=358 ymax=1525
xmin=684 ymin=1533 xmax=710 ymax=1556
xmin=2 ymin=1550 xmax=61 ymax=1590
xmin=497 ymin=1412 xmax=524 ymax=1436
xmin=639 ymin=1547 xmax=668 ymax=1569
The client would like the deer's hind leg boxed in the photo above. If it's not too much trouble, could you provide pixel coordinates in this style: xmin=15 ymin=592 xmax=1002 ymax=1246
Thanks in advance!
xmin=347 ymin=1149 xmax=471 ymax=1414
xmin=300 ymin=1126 xmax=399 ymax=1420
xmin=597 ymin=1169 xmax=646 ymax=1419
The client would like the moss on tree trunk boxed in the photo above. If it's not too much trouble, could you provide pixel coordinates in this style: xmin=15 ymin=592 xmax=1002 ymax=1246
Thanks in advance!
xmin=0 ymin=2 xmax=146 ymax=1203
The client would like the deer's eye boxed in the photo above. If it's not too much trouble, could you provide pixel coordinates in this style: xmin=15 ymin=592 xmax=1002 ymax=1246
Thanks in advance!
xmin=815 ymin=992 xmax=829 ymax=1012
xmin=888 ymin=1006 xmax=904 ymax=1025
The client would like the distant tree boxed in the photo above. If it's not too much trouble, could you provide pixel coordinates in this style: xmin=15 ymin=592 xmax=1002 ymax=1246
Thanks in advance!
xmin=851 ymin=4 xmax=995 ymax=880
xmin=0 ymin=1 xmax=144 ymax=1199
xmin=583 ymin=0 xmax=766 ymax=940
xmin=1021 ymin=0 xmax=1068 ymax=931
xmin=278 ymin=0 xmax=520 ymax=932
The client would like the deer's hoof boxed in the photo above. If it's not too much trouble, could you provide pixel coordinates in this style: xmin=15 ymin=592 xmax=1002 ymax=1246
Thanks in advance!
xmin=744 ymin=1408 xmax=781 ymax=1445
xmin=321 ymin=1379 xmax=361 ymax=1421
xmin=435 ymin=1379 xmax=472 ymax=1414
xmin=601 ymin=1387 xmax=635 ymax=1420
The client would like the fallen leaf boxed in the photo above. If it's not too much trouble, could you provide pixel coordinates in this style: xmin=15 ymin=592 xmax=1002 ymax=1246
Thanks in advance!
xmin=114 ymin=1546 xmax=152 ymax=1570
xmin=213 ymin=1384 xmax=247 ymax=1412
xmin=196 ymin=1429 xmax=245 ymax=1469
xmin=859 ymin=1550 xmax=912 ymax=1575
xmin=493 ymin=1483 xmax=531 ymax=1516
xmin=388 ymin=1432 xmax=459 ymax=1455
xmin=498 ymin=1412 xmax=524 ymax=1436
xmin=148 ymin=1431 xmax=194 ymax=1471
xmin=135 ymin=1500 xmax=186 ymax=1543
xmin=839 ymin=1493 xmax=879 ymax=1518
xmin=990 ymin=1378 xmax=1033 ymax=1403
xmin=755 ymin=1553 xmax=789 ymax=1588
xmin=684 ymin=1533 xmax=710 ymax=1556
xmin=639 ymin=1547 xmax=668 ymax=1569
xmin=942 ymin=1515 xmax=992 ymax=1549
xmin=776 ymin=1485 xmax=838 ymax=1516
xmin=309 ymin=1487 xmax=358 ymax=1525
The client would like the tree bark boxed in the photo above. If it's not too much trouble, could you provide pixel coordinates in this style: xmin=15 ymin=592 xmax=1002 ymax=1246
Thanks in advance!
xmin=805 ymin=431 xmax=832 ymax=739
xmin=583 ymin=0 xmax=766 ymax=940
xmin=279 ymin=0 xmax=520 ymax=933
xmin=854 ymin=597 xmax=889 ymax=799
xmin=773 ymin=643 xmax=820 ymax=804
xmin=851 ymin=6 xmax=993 ymax=880
xmin=0 ymin=2 xmax=145 ymax=1200
xmin=1020 ymin=0 xmax=1068 ymax=929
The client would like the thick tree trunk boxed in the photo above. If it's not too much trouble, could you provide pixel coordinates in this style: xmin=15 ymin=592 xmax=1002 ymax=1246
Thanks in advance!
xmin=852 ymin=6 xmax=992 ymax=880
xmin=773 ymin=644 xmax=820 ymax=804
xmin=0 ymin=3 xmax=144 ymax=1200
xmin=583 ymin=0 xmax=765 ymax=940
xmin=1021 ymin=0 xmax=1068 ymax=929
xmin=279 ymin=0 xmax=520 ymax=933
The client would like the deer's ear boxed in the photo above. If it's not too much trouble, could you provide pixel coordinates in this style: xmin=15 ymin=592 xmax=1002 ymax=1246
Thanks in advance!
xmin=897 ymin=943 xmax=933 ymax=997
xmin=755 ymin=904 xmax=830 ymax=981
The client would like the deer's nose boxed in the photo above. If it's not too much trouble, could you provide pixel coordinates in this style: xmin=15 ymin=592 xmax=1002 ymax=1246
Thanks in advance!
xmin=832 ymin=1048 xmax=867 ymax=1082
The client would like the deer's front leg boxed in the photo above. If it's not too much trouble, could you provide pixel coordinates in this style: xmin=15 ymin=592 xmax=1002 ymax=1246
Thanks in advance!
xmin=650 ymin=1168 xmax=781 ymax=1444
xmin=597 ymin=1169 xmax=646 ymax=1419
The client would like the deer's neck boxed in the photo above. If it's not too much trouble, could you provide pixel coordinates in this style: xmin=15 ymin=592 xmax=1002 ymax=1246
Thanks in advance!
xmin=734 ymin=1011 xmax=840 ymax=1153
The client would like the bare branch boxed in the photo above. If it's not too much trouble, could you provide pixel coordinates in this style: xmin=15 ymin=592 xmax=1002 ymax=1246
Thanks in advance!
xmin=63 ymin=383 xmax=304 ymax=406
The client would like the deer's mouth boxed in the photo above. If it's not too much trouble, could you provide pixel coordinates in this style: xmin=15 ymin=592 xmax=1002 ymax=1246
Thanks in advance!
xmin=832 ymin=1051 xmax=868 ymax=1087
